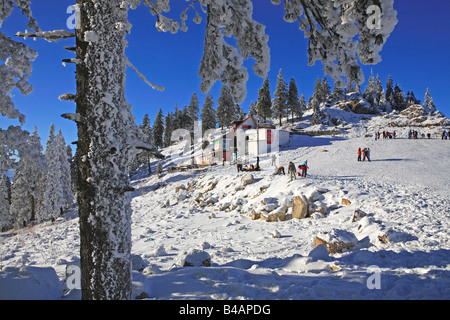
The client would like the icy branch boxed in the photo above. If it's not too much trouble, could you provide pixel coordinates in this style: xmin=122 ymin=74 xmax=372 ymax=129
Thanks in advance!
xmin=15 ymin=29 xmax=75 ymax=43
xmin=125 ymin=57 xmax=165 ymax=91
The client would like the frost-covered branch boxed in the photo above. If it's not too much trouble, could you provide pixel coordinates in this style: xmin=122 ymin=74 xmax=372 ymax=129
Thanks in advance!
xmin=198 ymin=0 xmax=270 ymax=104
xmin=15 ymin=29 xmax=75 ymax=43
xmin=272 ymin=0 xmax=398 ymax=87
xmin=125 ymin=57 xmax=165 ymax=91
xmin=0 ymin=31 xmax=38 ymax=124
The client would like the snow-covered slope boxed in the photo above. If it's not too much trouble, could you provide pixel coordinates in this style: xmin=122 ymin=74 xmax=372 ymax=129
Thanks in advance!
xmin=1 ymin=114 xmax=449 ymax=300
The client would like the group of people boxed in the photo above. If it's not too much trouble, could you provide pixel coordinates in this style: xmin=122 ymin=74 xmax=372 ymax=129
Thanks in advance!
xmin=237 ymin=156 xmax=260 ymax=172
xmin=275 ymin=161 xmax=308 ymax=181
xmin=357 ymin=147 xmax=371 ymax=162
xmin=375 ymin=130 xmax=396 ymax=140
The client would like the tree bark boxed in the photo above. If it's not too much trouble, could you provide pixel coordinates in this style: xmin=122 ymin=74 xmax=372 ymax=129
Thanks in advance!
xmin=76 ymin=0 xmax=132 ymax=300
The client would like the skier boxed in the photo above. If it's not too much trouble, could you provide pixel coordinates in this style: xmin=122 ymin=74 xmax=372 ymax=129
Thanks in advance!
xmin=366 ymin=148 xmax=371 ymax=162
xmin=362 ymin=148 xmax=367 ymax=161
xmin=288 ymin=162 xmax=296 ymax=181
xmin=357 ymin=148 xmax=362 ymax=161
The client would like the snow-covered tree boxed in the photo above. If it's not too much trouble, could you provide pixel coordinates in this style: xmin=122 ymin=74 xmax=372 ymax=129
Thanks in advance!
xmin=272 ymin=69 xmax=288 ymax=126
xmin=56 ymin=130 xmax=73 ymax=209
xmin=385 ymin=75 xmax=395 ymax=106
xmin=330 ymin=83 xmax=344 ymax=103
xmin=321 ymin=77 xmax=331 ymax=102
xmin=10 ymin=127 xmax=47 ymax=228
xmin=217 ymin=84 xmax=236 ymax=129
xmin=312 ymin=77 xmax=323 ymax=104
xmin=375 ymin=74 xmax=384 ymax=104
xmin=201 ymin=93 xmax=217 ymax=134
xmin=311 ymin=97 xmax=322 ymax=125
xmin=287 ymin=78 xmax=301 ymax=123
xmin=424 ymin=88 xmax=436 ymax=111
xmin=153 ymin=109 xmax=165 ymax=149
xmin=299 ymin=94 xmax=307 ymax=112
xmin=363 ymin=70 xmax=378 ymax=106
xmin=256 ymin=77 xmax=272 ymax=121
xmin=248 ymin=101 xmax=256 ymax=115
xmin=40 ymin=125 xmax=65 ymax=222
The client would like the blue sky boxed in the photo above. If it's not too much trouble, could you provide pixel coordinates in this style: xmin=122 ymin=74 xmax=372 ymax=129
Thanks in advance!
xmin=1 ymin=0 xmax=449 ymax=148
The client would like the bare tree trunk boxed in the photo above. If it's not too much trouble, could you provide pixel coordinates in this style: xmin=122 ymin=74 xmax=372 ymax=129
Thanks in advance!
xmin=76 ymin=0 xmax=132 ymax=300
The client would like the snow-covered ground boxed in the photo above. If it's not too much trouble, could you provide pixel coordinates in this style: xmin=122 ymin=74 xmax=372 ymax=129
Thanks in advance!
xmin=1 ymin=118 xmax=449 ymax=300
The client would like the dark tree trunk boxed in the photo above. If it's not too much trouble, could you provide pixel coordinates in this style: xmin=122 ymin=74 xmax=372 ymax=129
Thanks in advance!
xmin=76 ymin=0 xmax=133 ymax=300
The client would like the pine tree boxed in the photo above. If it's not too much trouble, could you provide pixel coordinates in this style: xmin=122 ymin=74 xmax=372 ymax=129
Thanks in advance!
xmin=272 ymin=69 xmax=288 ymax=126
xmin=393 ymin=83 xmax=405 ymax=110
xmin=41 ymin=125 xmax=65 ymax=222
xmin=57 ymin=130 xmax=73 ymax=210
xmin=363 ymin=71 xmax=377 ymax=106
xmin=287 ymin=78 xmax=301 ymax=123
xmin=153 ymin=109 xmax=164 ymax=149
xmin=424 ymin=88 xmax=436 ymax=111
xmin=256 ymin=77 xmax=272 ymax=121
xmin=164 ymin=112 xmax=174 ymax=147
xmin=139 ymin=113 xmax=154 ymax=175
xmin=320 ymin=77 xmax=331 ymax=102
xmin=249 ymin=101 xmax=257 ymax=115
xmin=299 ymin=94 xmax=307 ymax=112
xmin=311 ymin=97 xmax=322 ymax=125
xmin=330 ymin=83 xmax=344 ymax=103
xmin=200 ymin=93 xmax=217 ymax=135
xmin=180 ymin=105 xmax=190 ymax=130
xmin=172 ymin=104 xmax=182 ymax=131
xmin=375 ymin=74 xmax=383 ymax=105
xmin=217 ymin=84 xmax=235 ymax=129
xmin=188 ymin=93 xmax=200 ymax=132
xmin=10 ymin=127 xmax=46 ymax=228
xmin=385 ymin=75 xmax=395 ymax=106
xmin=0 ymin=174 xmax=11 ymax=232
xmin=312 ymin=77 xmax=323 ymax=103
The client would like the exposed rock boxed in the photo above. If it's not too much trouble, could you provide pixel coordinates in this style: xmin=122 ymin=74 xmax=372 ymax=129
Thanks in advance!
xmin=341 ymin=198 xmax=351 ymax=206
xmin=292 ymin=195 xmax=309 ymax=219
xmin=241 ymin=174 xmax=255 ymax=186
xmin=314 ymin=229 xmax=357 ymax=254
xmin=351 ymin=208 xmax=367 ymax=222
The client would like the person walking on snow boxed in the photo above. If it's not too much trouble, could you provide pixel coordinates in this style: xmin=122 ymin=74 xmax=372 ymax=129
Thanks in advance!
xmin=357 ymin=148 xmax=362 ymax=161
xmin=299 ymin=161 xmax=309 ymax=177
xmin=366 ymin=148 xmax=371 ymax=162
xmin=288 ymin=162 xmax=296 ymax=181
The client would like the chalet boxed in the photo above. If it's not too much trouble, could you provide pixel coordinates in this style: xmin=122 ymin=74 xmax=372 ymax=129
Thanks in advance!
xmin=211 ymin=112 xmax=290 ymax=164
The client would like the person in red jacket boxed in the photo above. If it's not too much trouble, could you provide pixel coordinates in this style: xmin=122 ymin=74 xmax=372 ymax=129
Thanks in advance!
xmin=357 ymin=148 xmax=362 ymax=161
